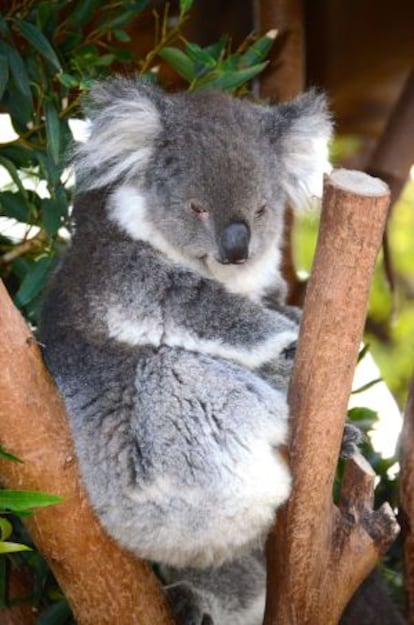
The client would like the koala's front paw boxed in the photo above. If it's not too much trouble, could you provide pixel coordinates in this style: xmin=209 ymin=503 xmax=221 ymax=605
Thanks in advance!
xmin=166 ymin=584 xmax=213 ymax=625
xmin=281 ymin=340 xmax=297 ymax=361
xmin=340 ymin=422 xmax=364 ymax=459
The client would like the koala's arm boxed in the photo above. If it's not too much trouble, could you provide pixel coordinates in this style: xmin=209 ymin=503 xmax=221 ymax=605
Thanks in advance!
xmin=105 ymin=252 xmax=298 ymax=372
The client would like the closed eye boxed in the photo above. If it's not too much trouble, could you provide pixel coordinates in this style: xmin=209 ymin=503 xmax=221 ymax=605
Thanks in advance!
xmin=255 ymin=204 xmax=267 ymax=218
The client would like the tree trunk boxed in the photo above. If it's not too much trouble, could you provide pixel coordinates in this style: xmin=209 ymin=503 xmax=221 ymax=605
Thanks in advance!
xmin=264 ymin=169 xmax=399 ymax=625
xmin=0 ymin=281 xmax=173 ymax=625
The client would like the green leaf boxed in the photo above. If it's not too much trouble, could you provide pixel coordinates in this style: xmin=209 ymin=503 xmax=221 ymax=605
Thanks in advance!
xmin=44 ymin=102 xmax=61 ymax=165
xmin=57 ymin=72 xmax=79 ymax=88
xmin=0 ymin=541 xmax=31 ymax=554
xmin=114 ymin=29 xmax=131 ymax=42
xmin=204 ymin=35 xmax=228 ymax=61
xmin=195 ymin=62 xmax=268 ymax=91
xmin=351 ymin=378 xmax=382 ymax=394
xmin=17 ymin=20 xmax=62 ymax=71
xmin=158 ymin=47 xmax=195 ymax=82
xmin=38 ymin=599 xmax=72 ymax=625
xmin=0 ymin=53 xmax=9 ymax=100
xmin=0 ymin=14 xmax=10 ymax=37
xmin=0 ymin=191 xmax=30 ymax=222
xmin=0 ymin=518 xmax=13 ymax=541
xmin=180 ymin=0 xmax=194 ymax=14
xmin=15 ymin=256 xmax=56 ymax=308
xmin=0 ymin=446 xmax=22 ymax=463
xmin=2 ymin=43 xmax=32 ymax=103
xmin=0 ymin=557 xmax=6 ymax=608
xmin=42 ymin=196 xmax=67 ymax=235
xmin=0 ymin=155 xmax=28 ymax=198
xmin=185 ymin=42 xmax=216 ymax=68
xmin=0 ymin=490 xmax=63 ymax=512
xmin=239 ymin=30 xmax=277 ymax=67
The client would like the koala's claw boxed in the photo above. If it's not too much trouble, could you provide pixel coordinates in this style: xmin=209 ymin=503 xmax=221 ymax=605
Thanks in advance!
xmin=340 ymin=422 xmax=364 ymax=459
xmin=282 ymin=340 xmax=297 ymax=360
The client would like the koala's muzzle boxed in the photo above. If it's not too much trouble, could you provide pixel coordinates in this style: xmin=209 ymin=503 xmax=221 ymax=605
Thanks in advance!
xmin=218 ymin=222 xmax=250 ymax=264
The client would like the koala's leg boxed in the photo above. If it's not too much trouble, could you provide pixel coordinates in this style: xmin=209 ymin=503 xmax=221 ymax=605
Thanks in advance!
xmin=63 ymin=342 xmax=291 ymax=569
xmin=160 ymin=549 xmax=266 ymax=625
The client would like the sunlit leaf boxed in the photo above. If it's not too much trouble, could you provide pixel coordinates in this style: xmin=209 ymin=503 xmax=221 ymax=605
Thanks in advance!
xmin=17 ymin=20 xmax=62 ymax=71
xmin=0 ymin=518 xmax=13 ymax=541
xmin=0 ymin=541 xmax=31 ymax=554
xmin=0 ymin=490 xmax=63 ymax=512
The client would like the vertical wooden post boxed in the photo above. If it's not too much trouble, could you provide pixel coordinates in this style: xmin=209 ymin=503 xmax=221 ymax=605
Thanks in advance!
xmin=264 ymin=170 xmax=399 ymax=625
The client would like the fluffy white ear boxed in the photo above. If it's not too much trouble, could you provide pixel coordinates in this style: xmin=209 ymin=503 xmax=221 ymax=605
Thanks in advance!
xmin=269 ymin=91 xmax=333 ymax=210
xmin=73 ymin=78 xmax=162 ymax=191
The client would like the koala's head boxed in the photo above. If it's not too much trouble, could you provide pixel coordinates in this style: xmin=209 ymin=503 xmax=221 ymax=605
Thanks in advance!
xmin=74 ymin=78 xmax=332 ymax=298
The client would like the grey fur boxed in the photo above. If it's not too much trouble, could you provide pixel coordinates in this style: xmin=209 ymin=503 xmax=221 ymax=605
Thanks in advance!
xmin=40 ymin=78 xmax=332 ymax=625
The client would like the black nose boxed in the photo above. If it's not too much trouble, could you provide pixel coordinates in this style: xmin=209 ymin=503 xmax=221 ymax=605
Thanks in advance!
xmin=219 ymin=221 xmax=250 ymax=264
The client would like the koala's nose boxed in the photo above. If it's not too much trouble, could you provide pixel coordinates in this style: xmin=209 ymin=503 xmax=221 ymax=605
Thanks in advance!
xmin=219 ymin=221 xmax=250 ymax=264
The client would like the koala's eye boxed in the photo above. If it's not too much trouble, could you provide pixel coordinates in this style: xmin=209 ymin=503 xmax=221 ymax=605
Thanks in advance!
xmin=190 ymin=202 xmax=209 ymax=219
xmin=255 ymin=204 xmax=267 ymax=218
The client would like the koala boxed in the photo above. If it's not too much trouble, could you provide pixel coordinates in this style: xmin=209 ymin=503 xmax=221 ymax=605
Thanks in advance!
xmin=39 ymin=78 xmax=332 ymax=625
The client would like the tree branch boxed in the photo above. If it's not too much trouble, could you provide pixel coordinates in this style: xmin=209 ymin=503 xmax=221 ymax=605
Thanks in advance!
xmin=0 ymin=280 xmax=173 ymax=625
xmin=399 ymin=380 xmax=414 ymax=625
xmin=264 ymin=169 xmax=399 ymax=625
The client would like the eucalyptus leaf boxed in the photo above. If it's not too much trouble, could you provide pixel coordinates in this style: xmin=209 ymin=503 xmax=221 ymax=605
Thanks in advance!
xmin=15 ymin=256 xmax=57 ymax=308
xmin=158 ymin=47 xmax=195 ymax=82
xmin=0 ymin=541 xmax=31 ymax=554
xmin=3 ymin=43 xmax=32 ymax=104
xmin=0 ymin=54 xmax=9 ymax=100
xmin=0 ymin=490 xmax=63 ymax=512
xmin=0 ymin=445 xmax=22 ymax=463
xmin=194 ymin=62 xmax=268 ymax=91
xmin=239 ymin=31 xmax=277 ymax=67
xmin=45 ymin=102 xmax=61 ymax=165
xmin=0 ymin=191 xmax=31 ymax=222
xmin=38 ymin=599 xmax=72 ymax=625
xmin=0 ymin=517 xmax=13 ymax=541
xmin=180 ymin=0 xmax=194 ymax=14
xmin=0 ymin=155 xmax=28 ymax=198
xmin=17 ymin=20 xmax=62 ymax=71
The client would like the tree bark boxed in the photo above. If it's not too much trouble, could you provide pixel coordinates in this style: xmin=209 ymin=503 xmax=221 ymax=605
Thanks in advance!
xmin=400 ymin=381 xmax=414 ymax=625
xmin=254 ymin=0 xmax=305 ymax=100
xmin=264 ymin=169 xmax=399 ymax=625
xmin=0 ymin=280 xmax=173 ymax=625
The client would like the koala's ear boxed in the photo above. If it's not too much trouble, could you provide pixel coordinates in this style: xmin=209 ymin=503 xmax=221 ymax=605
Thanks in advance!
xmin=266 ymin=90 xmax=333 ymax=210
xmin=73 ymin=77 xmax=163 ymax=190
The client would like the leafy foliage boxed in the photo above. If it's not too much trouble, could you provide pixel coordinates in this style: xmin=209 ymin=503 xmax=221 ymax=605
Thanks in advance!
xmin=0 ymin=0 xmax=274 ymax=324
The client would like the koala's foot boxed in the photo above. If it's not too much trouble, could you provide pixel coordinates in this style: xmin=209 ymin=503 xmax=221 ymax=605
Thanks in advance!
xmin=165 ymin=583 xmax=213 ymax=625
xmin=340 ymin=422 xmax=364 ymax=459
